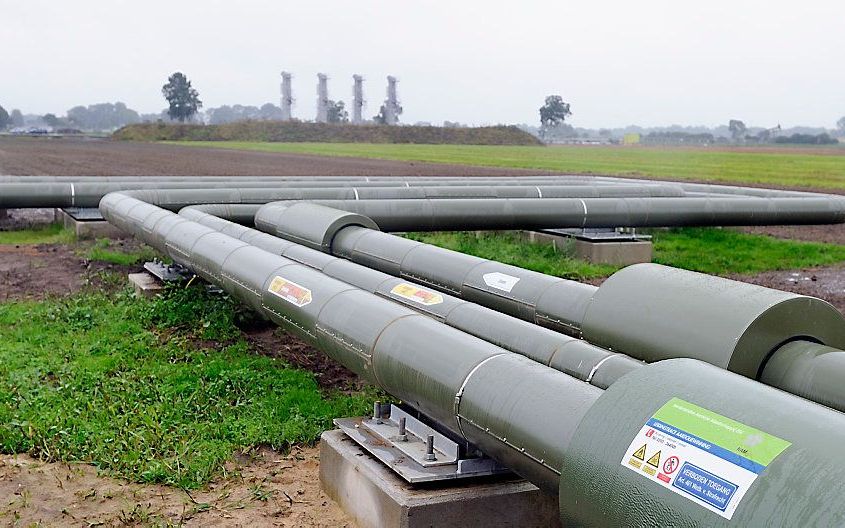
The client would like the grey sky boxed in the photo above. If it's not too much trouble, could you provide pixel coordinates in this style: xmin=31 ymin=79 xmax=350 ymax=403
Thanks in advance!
xmin=4 ymin=0 xmax=844 ymax=128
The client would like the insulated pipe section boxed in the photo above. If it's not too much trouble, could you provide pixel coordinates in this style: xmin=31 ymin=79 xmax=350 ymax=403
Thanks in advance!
xmin=581 ymin=264 xmax=845 ymax=378
xmin=559 ymin=358 xmax=845 ymax=526
xmin=581 ymin=263 xmax=845 ymax=412
xmin=262 ymin=196 xmax=845 ymax=230
xmin=180 ymin=206 xmax=642 ymax=388
xmin=101 ymin=191 xmax=603 ymax=492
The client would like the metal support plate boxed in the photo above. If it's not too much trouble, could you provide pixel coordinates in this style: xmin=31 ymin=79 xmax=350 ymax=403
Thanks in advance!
xmin=62 ymin=207 xmax=105 ymax=221
xmin=543 ymin=227 xmax=651 ymax=242
xmin=334 ymin=404 xmax=511 ymax=483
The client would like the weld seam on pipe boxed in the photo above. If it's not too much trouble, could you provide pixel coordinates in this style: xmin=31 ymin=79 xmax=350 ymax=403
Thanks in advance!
xmin=366 ymin=313 xmax=420 ymax=389
xmin=453 ymin=353 xmax=509 ymax=437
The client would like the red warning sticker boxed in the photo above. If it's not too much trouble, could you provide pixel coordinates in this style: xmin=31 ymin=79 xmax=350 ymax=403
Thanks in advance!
xmin=390 ymin=283 xmax=444 ymax=306
xmin=267 ymin=276 xmax=312 ymax=307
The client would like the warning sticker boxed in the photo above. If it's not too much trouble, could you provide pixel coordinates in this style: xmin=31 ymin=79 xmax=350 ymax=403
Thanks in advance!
xmin=390 ymin=283 xmax=444 ymax=306
xmin=267 ymin=276 xmax=312 ymax=307
xmin=620 ymin=397 xmax=791 ymax=520
xmin=482 ymin=272 xmax=520 ymax=292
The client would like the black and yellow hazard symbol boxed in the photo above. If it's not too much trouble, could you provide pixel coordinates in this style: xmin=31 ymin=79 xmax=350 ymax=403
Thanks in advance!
xmin=647 ymin=450 xmax=661 ymax=468
xmin=632 ymin=444 xmax=647 ymax=461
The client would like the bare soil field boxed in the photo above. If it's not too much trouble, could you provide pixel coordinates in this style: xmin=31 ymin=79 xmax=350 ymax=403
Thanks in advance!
xmin=0 ymin=136 xmax=549 ymax=177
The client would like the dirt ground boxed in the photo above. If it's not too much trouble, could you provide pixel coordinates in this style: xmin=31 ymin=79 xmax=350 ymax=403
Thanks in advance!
xmin=0 ymin=136 xmax=549 ymax=177
xmin=0 ymin=446 xmax=351 ymax=528
xmin=3 ymin=137 xmax=845 ymax=526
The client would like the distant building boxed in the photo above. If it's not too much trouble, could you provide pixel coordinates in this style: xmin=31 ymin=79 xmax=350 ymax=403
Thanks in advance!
xmin=623 ymin=133 xmax=641 ymax=145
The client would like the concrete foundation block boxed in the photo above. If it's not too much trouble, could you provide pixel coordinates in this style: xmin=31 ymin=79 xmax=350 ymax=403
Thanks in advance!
xmin=573 ymin=239 xmax=652 ymax=265
xmin=56 ymin=209 xmax=124 ymax=240
xmin=128 ymin=272 xmax=164 ymax=298
xmin=319 ymin=429 xmax=561 ymax=528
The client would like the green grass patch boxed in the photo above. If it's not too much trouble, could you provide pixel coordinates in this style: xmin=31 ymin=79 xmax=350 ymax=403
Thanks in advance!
xmin=172 ymin=141 xmax=845 ymax=190
xmin=0 ymin=223 xmax=75 ymax=244
xmin=652 ymin=228 xmax=845 ymax=275
xmin=407 ymin=228 xmax=845 ymax=279
xmin=86 ymin=238 xmax=157 ymax=266
xmin=405 ymin=232 xmax=619 ymax=280
xmin=0 ymin=286 xmax=371 ymax=488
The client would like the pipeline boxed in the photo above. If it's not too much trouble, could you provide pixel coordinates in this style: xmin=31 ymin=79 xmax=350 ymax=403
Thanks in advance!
xmin=97 ymin=190 xmax=845 ymax=525
xmin=256 ymin=196 xmax=845 ymax=231
xmin=0 ymin=183 xmax=688 ymax=209
xmin=179 ymin=206 xmax=642 ymax=388
xmin=252 ymin=201 xmax=845 ymax=413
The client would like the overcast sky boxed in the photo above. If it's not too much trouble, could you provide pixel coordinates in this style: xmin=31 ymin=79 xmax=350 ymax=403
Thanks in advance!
xmin=3 ymin=0 xmax=844 ymax=128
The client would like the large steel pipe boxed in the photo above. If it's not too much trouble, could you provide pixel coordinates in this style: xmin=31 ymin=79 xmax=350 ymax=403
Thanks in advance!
xmin=257 ymin=196 xmax=845 ymax=231
xmin=180 ymin=206 xmax=642 ymax=388
xmin=0 ymin=183 xmax=686 ymax=209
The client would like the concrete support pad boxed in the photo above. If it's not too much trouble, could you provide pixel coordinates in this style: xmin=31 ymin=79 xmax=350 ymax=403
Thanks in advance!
xmin=128 ymin=272 xmax=164 ymax=298
xmin=55 ymin=209 xmax=123 ymax=239
xmin=524 ymin=231 xmax=652 ymax=266
xmin=319 ymin=429 xmax=561 ymax=528
xmin=574 ymin=239 xmax=652 ymax=266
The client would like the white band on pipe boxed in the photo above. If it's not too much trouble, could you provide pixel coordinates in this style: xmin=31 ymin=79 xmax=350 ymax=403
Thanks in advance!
xmin=536 ymin=186 xmax=543 ymax=198
xmin=353 ymin=188 xmax=360 ymax=200
xmin=70 ymin=183 xmax=75 ymax=207
xmin=586 ymin=354 xmax=617 ymax=383
xmin=579 ymin=198 xmax=588 ymax=227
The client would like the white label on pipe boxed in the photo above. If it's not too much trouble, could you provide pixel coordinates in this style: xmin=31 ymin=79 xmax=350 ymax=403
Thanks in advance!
xmin=482 ymin=272 xmax=520 ymax=293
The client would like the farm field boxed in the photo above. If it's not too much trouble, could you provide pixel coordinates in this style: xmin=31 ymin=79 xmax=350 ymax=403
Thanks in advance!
xmin=172 ymin=141 xmax=845 ymax=190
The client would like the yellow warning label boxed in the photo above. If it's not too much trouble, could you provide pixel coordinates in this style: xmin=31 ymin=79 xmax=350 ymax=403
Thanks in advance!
xmin=390 ymin=283 xmax=444 ymax=306
xmin=268 ymin=276 xmax=312 ymax=307
xmin=632 ymin=444 xmax=647 ymax=461
xmin=647 ymin=450 xmax=661 ymax=468
xmin=628 ymin=458 xmax=642 ymax=469
xmin=642 ymin=465 xmax=656 ymax=476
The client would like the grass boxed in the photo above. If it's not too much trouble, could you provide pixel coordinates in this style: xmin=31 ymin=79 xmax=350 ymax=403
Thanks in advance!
xmin=169 ymin=141 xmax=845 ymax=190
xmin=0 ymin=285 xmax=372 ymax=489
xmin=408 ymin=228 xmax=845 ymax=279
xmin=652 ymin=228 xmax=845 ymax=275
xmin=86 ymin=238 xmax=157 ymax=266
xmin=405 ymin=231 xmax=618 ymax=280
xmin=0 ymin=223 xmax=76 ymax=244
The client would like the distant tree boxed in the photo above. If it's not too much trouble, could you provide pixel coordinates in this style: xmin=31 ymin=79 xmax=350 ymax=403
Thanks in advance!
xmin=539 ymin=95 xmax=572 ymax=128
xmin=0 ymin=105 xmax=9 ymax=129
xmin=327 ymin=100 xmax=348 ymax=123
xmin=162 ymin=72 xmax=202 ymax=122
xmin=66 ymin=102 xmax=140 ymax=130
xmin=42 ymin=113 xmax=62 ymax=127
xmin=259 ymin=103 xmax=283 ymax=120
xmin=837 ymin=116 xmax=845 ymax=133
xmin=728 ymin=119 xmax=747 ymax=141
xmin=10 ymin=109 xmax=24 ymax=127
